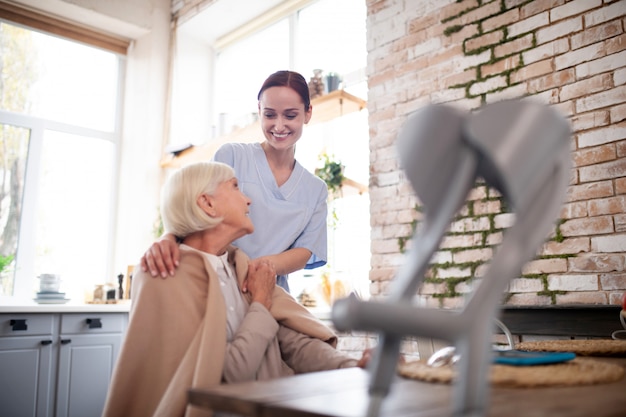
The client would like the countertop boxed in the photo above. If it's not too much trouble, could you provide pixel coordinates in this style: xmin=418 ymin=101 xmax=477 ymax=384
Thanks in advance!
xmin=0 ymin=297 xmax=131 ymax=313
xmin=0 ymin=297 xmax=327 ymax=316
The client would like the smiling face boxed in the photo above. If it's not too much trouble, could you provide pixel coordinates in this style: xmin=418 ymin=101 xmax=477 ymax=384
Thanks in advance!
xmin=208 ymin=177 xmax=253 ymax=237
xmin=258 ymin=86 xmax=312 ymax=151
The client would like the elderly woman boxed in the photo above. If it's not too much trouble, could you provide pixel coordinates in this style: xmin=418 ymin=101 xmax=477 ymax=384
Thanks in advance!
xmin=102 ymin=162 xmax=367 ymax=417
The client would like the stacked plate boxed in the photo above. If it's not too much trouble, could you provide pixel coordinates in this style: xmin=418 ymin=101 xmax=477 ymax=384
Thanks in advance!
xmin=34 ymin=291 xmax=70 ymax=304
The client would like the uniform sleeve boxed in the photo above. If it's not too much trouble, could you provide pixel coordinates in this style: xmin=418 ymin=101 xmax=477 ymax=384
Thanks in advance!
xmin=277 ymin=325 xmax=358 ymax=373
xmin=222 ymin=302 xmax=279 ymax=383
xmin=295 ymin=179 xmax=328 ymax=269
xmin=212 ymin=143 xmax=236 ymax=166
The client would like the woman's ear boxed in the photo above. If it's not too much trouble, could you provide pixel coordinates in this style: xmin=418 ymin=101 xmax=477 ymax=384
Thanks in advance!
xmin=197 ymin=193 xmax=216 ymax=217
xmin=304 ymin=105 xmax=313 ymax=124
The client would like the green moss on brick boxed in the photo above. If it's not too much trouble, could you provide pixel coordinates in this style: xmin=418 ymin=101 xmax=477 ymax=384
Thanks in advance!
xmin=539 ymin=253 xmax=573 ymax=260
xmin=433 ymin=260 xmax=483 ymax=271
xmin=448 ymin=81 xmax=473 ymax=90
xmin=553 ymin=218 xmax=565 ymax=243
xmin=464 ymin=43 xmax=494 ymax=57
xmin=444 ymin=25 xmax=464 ymax=36
xmin=441 ymin=2 xmax=479 ymax=24
xmin=424 ymin=276 xmax=442 ymax=284
xmin=520 ymin=273 xmax=547 ymax=279
xmin=481 ymin=230 xmax=489 ymax=246
xmin=445 ymin=277 xmax=468 ymax=296
xmin=537 ymin=290 xmax=566 ymax=305
xmin=397 ymin=217 xmax=419 ymax=253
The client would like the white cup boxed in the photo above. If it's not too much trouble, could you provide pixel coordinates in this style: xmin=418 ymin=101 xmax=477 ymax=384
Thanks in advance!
xmin=38 ymin=274 xmax=61 ymax=293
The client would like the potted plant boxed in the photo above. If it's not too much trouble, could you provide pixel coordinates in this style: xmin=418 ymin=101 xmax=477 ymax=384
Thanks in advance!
xmin=315 ymin=153 xmax=344 ymax=197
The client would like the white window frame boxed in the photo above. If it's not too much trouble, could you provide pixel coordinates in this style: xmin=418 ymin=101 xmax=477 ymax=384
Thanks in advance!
xmin=0 ymin=17 xmax=126 ymax=298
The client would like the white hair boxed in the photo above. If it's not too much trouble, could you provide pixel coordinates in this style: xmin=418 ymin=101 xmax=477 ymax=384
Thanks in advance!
xmin=160 ymin=161 xmax=235 ymax=238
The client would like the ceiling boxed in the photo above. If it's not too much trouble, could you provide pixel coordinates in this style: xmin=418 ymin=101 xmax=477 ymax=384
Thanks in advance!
xmin=177 ymin=0 xmax=285 ymax=45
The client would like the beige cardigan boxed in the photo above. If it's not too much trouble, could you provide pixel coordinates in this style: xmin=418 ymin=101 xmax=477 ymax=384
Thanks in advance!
xmin=102 ymin=245 xmax=355 ymax=417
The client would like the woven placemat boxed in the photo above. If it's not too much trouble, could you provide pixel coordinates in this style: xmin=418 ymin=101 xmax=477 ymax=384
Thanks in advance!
xmin=515 ymin=339 xmax=626 ymax=357
xmin=398 ymin=357 xmax=625 ymax=388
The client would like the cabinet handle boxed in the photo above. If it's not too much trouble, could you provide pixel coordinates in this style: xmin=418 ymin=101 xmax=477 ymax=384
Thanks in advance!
xmin=61 ymin=339 xmax=72 ymax=345
xmin=86 ymin=318 xmax=102 ymax=329
xmin=10 ymin=319 xmax=27 ymax=331
xmin=41 ymin=340 xmax=52 ymax=346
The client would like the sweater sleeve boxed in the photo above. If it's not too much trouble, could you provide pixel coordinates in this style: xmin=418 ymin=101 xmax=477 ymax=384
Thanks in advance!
xmin=222 ymin=302 xmax=280 ymax=383
xmin=277 ymin=325 xmax=358 ymax=373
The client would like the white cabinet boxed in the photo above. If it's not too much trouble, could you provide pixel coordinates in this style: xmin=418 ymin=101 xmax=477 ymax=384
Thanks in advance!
xmin=0 ymin=312 xmax=127 ymax=417
xmin=0 ymin=314 xmax=56 ymax=417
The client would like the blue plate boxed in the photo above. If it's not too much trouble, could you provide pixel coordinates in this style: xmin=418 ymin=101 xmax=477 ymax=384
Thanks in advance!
xmin=494 ymin=350 xmax=576 ymax=366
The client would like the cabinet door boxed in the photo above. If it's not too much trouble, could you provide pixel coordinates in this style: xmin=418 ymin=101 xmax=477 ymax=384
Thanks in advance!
xmin=55 ymin=333 xmax=122 ymax=417
xmin=0 ymin=336 xmax=55 ymax=417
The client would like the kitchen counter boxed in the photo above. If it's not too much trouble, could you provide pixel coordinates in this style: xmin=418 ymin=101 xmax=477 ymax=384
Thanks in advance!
xmin=0 ymin=297 xmax=131 ymax=313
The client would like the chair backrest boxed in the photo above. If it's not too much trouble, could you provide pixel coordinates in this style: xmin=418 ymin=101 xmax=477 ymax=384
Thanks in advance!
xmin=462 ymin=100 xmax=571 ymax=317
xmin=331 ymin=99 xmax=572 ymax=417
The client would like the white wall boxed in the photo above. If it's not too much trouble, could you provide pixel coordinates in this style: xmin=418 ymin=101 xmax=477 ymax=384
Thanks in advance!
xmin=113 ymin=1 xmax=172 ymax=277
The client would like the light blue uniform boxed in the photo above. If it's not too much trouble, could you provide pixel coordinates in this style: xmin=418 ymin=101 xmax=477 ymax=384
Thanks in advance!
xmin=213 ymin=142 xmax=328 ymax=291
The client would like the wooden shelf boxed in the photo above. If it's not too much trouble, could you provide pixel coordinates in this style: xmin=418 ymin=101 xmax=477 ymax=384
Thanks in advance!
xmin=307 ymin=88 xmax=367 ymax=123
xmin=160 ymin=89 xmax=367 ymax=168
xmin=341 ymin=177 xmax=368 ymax=196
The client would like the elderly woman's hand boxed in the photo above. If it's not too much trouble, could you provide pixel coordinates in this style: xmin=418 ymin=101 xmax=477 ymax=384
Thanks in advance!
xmin=356 ymin=348 xmax=373 ymax=368
xmin=355 ymin=348 xmax=405 ymax=369
xmin=244 ymin=259 xmax=276 ymax=310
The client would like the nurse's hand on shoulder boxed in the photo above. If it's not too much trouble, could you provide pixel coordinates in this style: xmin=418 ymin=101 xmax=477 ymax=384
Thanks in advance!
xmin=243 ymin=260 xmax=276 ymax=311
xmin=140 ymin=234 xmax=180 ymax=278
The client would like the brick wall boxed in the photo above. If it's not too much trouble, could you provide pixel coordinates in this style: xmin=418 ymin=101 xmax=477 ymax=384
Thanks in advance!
xmin=366 ymin=0 xmax=626 ymax=313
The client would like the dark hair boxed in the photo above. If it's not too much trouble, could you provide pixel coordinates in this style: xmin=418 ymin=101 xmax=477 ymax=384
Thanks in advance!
xmin=257 ymin=70 xmax=311 ymax=111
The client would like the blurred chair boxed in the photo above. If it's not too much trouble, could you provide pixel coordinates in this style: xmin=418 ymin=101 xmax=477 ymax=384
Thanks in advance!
xmin=332 ymin=100 xmax=571 ymax=417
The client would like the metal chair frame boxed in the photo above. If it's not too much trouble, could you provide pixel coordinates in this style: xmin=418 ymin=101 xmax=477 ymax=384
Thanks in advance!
xmin=332 ymin=100 xmax=572 ymax=417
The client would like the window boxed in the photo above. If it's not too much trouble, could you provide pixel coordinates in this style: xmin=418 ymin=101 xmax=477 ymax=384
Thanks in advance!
xmin=296 ymin=0 xmax=367 ymax=96
xmin=210 ymin=0 xmax=370 ymax=302
xmin=213 ymin=0 xmax=367 ymax=134
xmin=0 ymin=21 xmax=124 ymax=300
xmin=214 ymin=20 xmax=290 ymax=133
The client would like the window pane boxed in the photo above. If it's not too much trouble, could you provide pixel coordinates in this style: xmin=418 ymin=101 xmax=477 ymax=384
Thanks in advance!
xmin=1 ymin=21 xmax=121 ymax=300
xmin=0 ymin=123 xmax=29 ymax=296
xmin=296 ymin=0 xmax=367 ymax=90
xmin=34 ymin=130 xmax=115 ymax=299
xmin=214 ymin=20 xmax=290 ymax=135
xmin=0 ymin=22 xmax=119 ymax=132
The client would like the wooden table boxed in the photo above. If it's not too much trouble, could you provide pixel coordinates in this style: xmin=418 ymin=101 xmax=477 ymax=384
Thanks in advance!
xmin=188 ymin=358 xmax=626 ymax=417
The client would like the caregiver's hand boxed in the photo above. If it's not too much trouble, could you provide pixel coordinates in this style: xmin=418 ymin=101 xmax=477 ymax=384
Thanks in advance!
xmin=140 ymin=234 xmax=179 ymax=278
